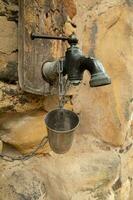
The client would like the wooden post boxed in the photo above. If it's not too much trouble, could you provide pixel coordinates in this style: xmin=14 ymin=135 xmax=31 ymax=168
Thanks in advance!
xmin=18 ymin=0 xmax=67 ymax=95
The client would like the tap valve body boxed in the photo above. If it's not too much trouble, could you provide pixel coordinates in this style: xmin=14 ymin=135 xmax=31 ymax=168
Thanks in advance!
xmin=32 ymin=33 xmax=111 ymax=87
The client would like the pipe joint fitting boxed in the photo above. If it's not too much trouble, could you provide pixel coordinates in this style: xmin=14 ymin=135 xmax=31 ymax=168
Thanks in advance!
xmin=42 ymin=60 xmax=61 ymax=84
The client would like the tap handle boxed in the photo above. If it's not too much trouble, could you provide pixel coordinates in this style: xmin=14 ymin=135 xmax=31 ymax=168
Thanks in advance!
xmin=31 ymin=32 xmax=78 ymax=45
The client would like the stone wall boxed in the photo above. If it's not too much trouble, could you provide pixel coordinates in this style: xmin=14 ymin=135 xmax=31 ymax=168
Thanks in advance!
xmin=0 ymin=0 xmax=133 ymax=199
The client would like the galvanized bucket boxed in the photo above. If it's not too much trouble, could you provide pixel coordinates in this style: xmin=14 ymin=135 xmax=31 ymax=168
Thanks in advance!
xmin=45 ymin=108 xmax=79 ymax=154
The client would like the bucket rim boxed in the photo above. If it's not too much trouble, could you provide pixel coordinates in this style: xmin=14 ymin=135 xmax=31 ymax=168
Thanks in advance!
xmin=44 ymin=108 xmax=80 ymax=134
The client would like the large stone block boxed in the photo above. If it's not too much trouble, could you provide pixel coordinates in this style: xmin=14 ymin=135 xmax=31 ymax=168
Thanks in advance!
xmin=0 ymin=16 xmax=17 ymax=54
xmin=0 ymin=160 xmax=47 ymax=200
xmin=72 ymin=2 xmax=133 ymax=146
xmin=0 ymin=145 xmax=120 ymax=200
xmin=0 ymin=111 xmax=50 ymax=154
xmin=41 ymin=151 xmax=119 ymax=199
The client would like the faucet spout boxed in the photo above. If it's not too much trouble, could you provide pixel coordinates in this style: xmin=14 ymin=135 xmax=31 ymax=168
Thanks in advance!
xmin=64 ymin=40 xmax=111 ymax=87
xmin=81 ymin=57 xmax=111 ymax=87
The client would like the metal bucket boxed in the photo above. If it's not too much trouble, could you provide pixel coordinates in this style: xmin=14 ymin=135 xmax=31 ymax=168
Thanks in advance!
xmin=45 ymin=108 xmax=79 ymax=154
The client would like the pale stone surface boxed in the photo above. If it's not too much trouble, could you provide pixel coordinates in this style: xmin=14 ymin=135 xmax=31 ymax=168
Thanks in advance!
xmin=121 ymin=144 xmax=133 ymax=183
xmin=0 ymin=16 xmax=17 ymax=54
xmin=129 ymin=178 xmax=133 ymax=200
xmin=0 ymin=111 xmax=50 ymax=154
xmin=0 ymin=147 xmax=120 ymax=200
xmin=63 ymin=20 xmax=76 ymax=36
xmin=63 ymin=0 xmax=76 ymax=19
xmin=114 ymin=179 xmax=131 ymax=200
xmin=0 ymin=0 xmax=18 ymax=76
xmin=0 ymin=159 xmax=47 ymax=200
xmin=116 ymin=180 xmax=130 ymax=200
xmin=0 ymin=140 xmax=3 ymax=153
xmin=72 ymin=2 xmax=133 ymax=146
xmin=41 ymin=151 xmax=119 ymax=200
xmin=0 ymin=1 xmax=6 ymax=15
xmin=71 ymin=189 xmax=115 ymax=200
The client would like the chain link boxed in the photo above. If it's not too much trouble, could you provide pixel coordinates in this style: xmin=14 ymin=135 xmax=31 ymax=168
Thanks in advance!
xmin=0 ymin=136 xmax=48 ymax=162
xmin=58 ymin=59 xmax=70 ymax=108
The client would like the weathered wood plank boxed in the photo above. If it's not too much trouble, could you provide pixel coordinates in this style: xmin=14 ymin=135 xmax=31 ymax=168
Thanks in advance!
xmin=18 ymin=0 xmax=67 ymax=95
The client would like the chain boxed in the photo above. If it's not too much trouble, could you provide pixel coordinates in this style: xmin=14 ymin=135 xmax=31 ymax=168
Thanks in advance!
xmin=0 ymin=60 xmax=70 ymax=162
xmin=0 ymin=136 xmax=48 ymax=162
xmin=58 ymin=59 xmax=64 ymax=108
xmin=58 ymin=59 xmax=70 ymax=108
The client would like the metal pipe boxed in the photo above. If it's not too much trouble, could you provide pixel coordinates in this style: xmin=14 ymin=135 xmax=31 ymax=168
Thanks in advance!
xmin=31 ymin=33 xmax=69 ymax=41
xmin=42 ymin=60 xmax=60 ymax=84
xmin=31 ymin=33 xmax=78 ymax=45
